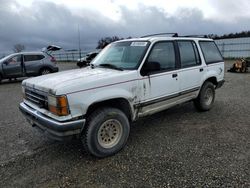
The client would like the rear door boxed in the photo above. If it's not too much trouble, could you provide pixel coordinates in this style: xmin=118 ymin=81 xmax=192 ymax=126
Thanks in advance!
xmin=177 ymin=40 xmax=204 ymax=94
xmin=2 ymin=54 xmax=23 ymax=77
xmin=24 ymin=54 xmax=45 ymax=75
xmin=199 ymin=41 xmax=224 ymax=82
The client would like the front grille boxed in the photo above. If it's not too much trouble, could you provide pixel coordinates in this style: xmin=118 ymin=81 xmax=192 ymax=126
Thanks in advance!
xmin=25 ymin=88 xmax=48 ymax=109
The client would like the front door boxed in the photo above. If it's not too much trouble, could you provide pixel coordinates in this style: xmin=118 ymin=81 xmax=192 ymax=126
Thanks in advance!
xmin=137 ymin=41 xmax=179 ymax=116
xmin=2 ymin=54 xmax=23 ymax=78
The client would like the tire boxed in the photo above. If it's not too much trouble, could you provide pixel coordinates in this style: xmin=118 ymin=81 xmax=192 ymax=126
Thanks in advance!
xmin=241 ymin=62 xmax=247 ymax=73
xmin=194 ymin=81 xmax=215 ymax=111
xmin=0 ymin=74 xmax=2 ymax=84
xmin=82 ymin=107 xmax=130 ymax=158
xmin=77 ymin=61 xmax=87 ymax=68
xmin=40 ymin=68 xmax=51 ymax=75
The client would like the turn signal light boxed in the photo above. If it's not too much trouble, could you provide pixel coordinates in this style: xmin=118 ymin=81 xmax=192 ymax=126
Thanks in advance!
xmin=48 ymin=95 xmax=69 ymax=116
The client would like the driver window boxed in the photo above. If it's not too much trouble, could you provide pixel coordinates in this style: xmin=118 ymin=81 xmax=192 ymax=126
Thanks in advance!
xmin=7 ymin=55 xmax=21 ymax=65
xmin=148 ymin=42 xmax=176 ymax=71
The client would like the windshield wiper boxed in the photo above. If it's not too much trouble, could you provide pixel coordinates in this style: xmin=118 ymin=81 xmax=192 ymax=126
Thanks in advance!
xmin=98 ymin=63 xmax=123 ymax=71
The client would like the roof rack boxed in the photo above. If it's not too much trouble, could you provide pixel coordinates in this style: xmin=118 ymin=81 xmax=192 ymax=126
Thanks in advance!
xmin=180 ymin=35 xmax=209 ymax=38
xmin=140 ymin=33 xmax=211 ymax=39
xmin=140 ymin=33 xmax=178 ymax=38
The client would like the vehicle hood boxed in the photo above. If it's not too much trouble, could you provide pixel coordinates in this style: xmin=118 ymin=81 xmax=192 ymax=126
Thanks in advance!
xmin=22 ymin=67 xmax=135 ymax=95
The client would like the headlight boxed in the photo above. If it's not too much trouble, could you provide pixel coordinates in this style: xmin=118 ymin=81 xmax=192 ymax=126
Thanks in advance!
xmin=22 ymin=87 xmax=26 ymax=99
xmin=48 ymin=95 xmax=69 ymax=116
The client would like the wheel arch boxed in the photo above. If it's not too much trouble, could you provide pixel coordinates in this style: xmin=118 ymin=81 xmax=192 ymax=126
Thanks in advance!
xmin=86 ymin=98 xmax=134 ymax=122
xmin=203 ymin=76 xmax=218 ymax=87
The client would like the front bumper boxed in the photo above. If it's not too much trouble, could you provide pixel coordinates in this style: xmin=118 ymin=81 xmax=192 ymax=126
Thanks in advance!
xmin=19 ymin=102 xmax=85 ymax=140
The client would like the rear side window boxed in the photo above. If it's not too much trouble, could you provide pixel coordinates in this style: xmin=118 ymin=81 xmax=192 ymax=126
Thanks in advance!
xmin=199 ymin=41 xmax=223 ymax=64
xmin=24 ymin=55 xmax=44 ymax=62
xmin=178 ymin=41 xmax=201 ymax=68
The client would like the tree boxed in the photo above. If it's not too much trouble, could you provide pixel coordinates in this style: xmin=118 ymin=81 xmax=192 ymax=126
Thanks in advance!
xmin=209 ymin=30 xmax=250 ymax=40
xmin=96 ymin=36 xmax=121 ymax=49
xmin=13 ymin=44 xmax=25 ymax=53
xmin=96 ymin=36 xmax=134 ymax=49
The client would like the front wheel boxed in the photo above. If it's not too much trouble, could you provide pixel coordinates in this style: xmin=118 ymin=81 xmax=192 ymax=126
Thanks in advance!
xmin=77 ymin=61 xmax=87 ymax=68
xmin=82 ymin=107 xmax=130 ymax=158
xmin=194 ymin=81 xmax=215 ymax=111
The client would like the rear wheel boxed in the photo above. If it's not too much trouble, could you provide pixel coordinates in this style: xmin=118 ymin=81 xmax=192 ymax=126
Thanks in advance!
xmin=241 ymin=62 xmax=247 ymax=73
xmin=82 ymin=107 xmax=130 ymax=158
xmin=40 ymin=68 xmax=51 ymax=75
xmin=194 ymin=81 xmax=215 ymax=111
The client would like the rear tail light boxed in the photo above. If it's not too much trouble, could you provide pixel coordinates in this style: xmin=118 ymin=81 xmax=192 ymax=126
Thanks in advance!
xmin=50 ymin=56 xmax=57 ymax=64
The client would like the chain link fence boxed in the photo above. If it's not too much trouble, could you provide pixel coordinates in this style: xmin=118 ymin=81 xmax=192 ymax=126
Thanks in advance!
xmin=215 ymin=37 xmax=250 ymax=59
xmin=0 ymin=50 xmax=95 ymax=62
xmin=51 ymin=50 xmax=93 ymax=62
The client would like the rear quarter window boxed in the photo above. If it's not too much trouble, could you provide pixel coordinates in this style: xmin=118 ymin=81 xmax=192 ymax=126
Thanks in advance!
xmin=199 ymin=41 xmax=223 ymax=64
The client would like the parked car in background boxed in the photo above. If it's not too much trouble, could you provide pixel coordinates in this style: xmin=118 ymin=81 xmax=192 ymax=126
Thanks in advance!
xmin=0 ymin=45 xmax=61 ymax=83
xmin=77 ymin=50 xmax=100 ymax=68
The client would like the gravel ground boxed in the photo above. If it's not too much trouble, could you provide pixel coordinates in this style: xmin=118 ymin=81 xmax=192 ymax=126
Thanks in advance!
xmin=0 ymin=61 xmax=249 ymax=187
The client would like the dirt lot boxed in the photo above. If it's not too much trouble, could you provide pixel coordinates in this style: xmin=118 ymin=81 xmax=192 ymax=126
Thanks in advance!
xmin=0 ymin=61 xmax=249 ymax=187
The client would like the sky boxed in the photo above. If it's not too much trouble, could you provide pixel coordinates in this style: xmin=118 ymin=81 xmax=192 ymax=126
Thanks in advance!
xmin=0 ymin=0 xmax=250 ymax=53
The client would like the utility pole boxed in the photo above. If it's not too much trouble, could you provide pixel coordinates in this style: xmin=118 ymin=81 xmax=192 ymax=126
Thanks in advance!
xmin=78 ymin=24 xmax=81 ymax=59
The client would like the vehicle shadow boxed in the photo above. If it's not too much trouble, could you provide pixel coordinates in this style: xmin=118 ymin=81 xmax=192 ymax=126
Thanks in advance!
xmin=0 ymin=78 xmax=26 ymax=85
xmin=48 ymin=102 xmax=196 ymax=160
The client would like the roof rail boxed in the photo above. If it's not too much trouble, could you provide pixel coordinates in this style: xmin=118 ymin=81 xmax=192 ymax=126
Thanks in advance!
xmin=140 ymin=33 xmax=178 ymax=38
xmin=180 ymin=35 xmax=210 ymax=38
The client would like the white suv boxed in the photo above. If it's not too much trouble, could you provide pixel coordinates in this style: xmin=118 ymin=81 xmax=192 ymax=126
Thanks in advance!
xmin=19 ymin=34 xmax=224 ymax=157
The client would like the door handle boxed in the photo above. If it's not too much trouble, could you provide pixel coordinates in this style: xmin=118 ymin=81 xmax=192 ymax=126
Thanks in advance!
xmin=172 ymin=73 xmax=178 ymax=78
xmin=200 ymin=68 xmax=204 ymax=72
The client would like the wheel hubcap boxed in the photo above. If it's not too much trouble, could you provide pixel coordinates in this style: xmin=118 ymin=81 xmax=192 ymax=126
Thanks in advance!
xmin=42 ymin=70 xmax=50 ymax=75
xmin=204 ymin=88 xmax=213 ymax=106
xmin=97 ymin=119 xmax=123 ymax=149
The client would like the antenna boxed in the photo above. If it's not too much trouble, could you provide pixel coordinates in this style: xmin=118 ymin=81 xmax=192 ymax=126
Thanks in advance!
xmin=78 ymin=24 xmax=81 ymax=59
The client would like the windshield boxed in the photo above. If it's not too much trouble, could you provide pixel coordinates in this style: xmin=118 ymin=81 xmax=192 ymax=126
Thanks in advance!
xmin=92 ymin=41 xmax=149 ymax=70
xmin=0 ymin=54 xmax=14 ymax=62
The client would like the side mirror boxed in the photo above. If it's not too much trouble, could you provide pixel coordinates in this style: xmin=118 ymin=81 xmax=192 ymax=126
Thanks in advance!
xmin=141 ymin=61 xmax=161 ymax=76
xmin=3 ymin=61 xmax=8 ymax=65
